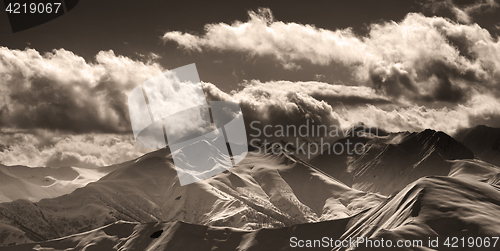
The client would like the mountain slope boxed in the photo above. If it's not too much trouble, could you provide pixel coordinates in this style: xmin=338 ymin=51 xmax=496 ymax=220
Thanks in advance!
xmin=0 ymin=165 xmax=109 ymax=203
xmin=310 ymin=128 xmax=475 ymax=195
xmin=455 ymin=125 xmax=500 ymax=166
xmin=0 ymin=146 xmax=385 ymax=246
xmin=2 ymin=127 xmax=497 ymax=249
xmin=4 ymin=175 xmax=500 ymax=251
xmin=0 ymin=217 xmax=352 ymax=251
xmin=335 ymin=176 xmax=500 ymax=250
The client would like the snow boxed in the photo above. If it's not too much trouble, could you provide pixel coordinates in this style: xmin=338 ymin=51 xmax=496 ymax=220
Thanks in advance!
xmin=335 ymin=176 xmax=500 ymax=250
xmin=0 ymin=165 xmax=108 ymax=203
xmin=0 ymin=144 xmax=385 ymax=246
xmin=310 ymin=129 xmax=475 ymax=196
xmin=455 ymin=125 xmax=500 ymax=166
xmin=1 ymin=127 xmax=500 ymax=250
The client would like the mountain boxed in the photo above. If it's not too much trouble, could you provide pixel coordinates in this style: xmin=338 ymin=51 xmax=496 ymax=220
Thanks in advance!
xmin=0 ymin=164 xmax=111 ymax=203
xmin=448 ymin=158 xmax=500 ymax=185
xmin=0 ymin=145 xmax=385 ymax=246
xmin=2 ymin=127 xmax=499 ymax=249
xmin=335 ymin=175 xmax=500 ymax=250
xmin=0 ymin=218 xmax=351 ymax=251
xmin=4 ymin=175 xmax=500 ymax=251
xmin=310 ymin=128 xmax=475 ymax=196
xmin=455 ymin=125 xmax=500 ymax=166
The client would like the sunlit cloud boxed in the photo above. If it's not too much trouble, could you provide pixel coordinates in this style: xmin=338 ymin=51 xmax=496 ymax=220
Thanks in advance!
xmin=164 ymin=9 xmax=500 ymax=107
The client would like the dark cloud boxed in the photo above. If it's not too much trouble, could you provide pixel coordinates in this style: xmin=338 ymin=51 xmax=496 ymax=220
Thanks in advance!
xmin=203 ymin=80 xmax=500 ymax=136
xmin=1 ymin=8 xmax=499 ymax=163
xmin=0 ymin=48 xmax=163 ymax=134
xmin=431 ymin=73 xmax=468 ymax=103
xmin=422 ymin=0 xmax=499 ymax=23
xmin=203 ymin=81 xmax=341 ymax=144
xmin=368 ymin=65 xmax=419 ymax=100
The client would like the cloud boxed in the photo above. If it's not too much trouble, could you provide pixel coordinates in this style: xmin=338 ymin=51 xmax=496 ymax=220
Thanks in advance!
xmin=0 ymin=47 xmax=164 ymax=133
xmin=423 ymin=0 xmax=499 ymax=23
xmin=232 ymin=80 xmax=393 ymax=108
xmin=203 ymin=80 xmax=500 ymax=137
xmin=45 ymin=152 xmax=107 ymax=169
xmin=203 ymin=81 xmax=342 ymax=144
xmin=337 ymin=92 xmax=500 ymax=134
xmin=0 ymin=130 xmax=149 ymax=168
xmin=163 ymin=8 xmax=364 ymax=66
xmin=2 ymin=9 xmax=499 ymax=167
xmin=163 ymin=9 xmax=500 ymax=106
xmin=1 ymin=78 xmax=495 ymax=166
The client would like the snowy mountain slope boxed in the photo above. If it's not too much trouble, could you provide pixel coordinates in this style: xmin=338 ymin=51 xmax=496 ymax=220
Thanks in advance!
xmin=0 ymin=217 xmax=351 ymax=251
xmin=310 ymin=128 xmax=475 ymax=196
xmin=0 ymin=143 xmax=385 ymax=246
xmin=0 ymin=165 xmax=109 ymax=203
xmin=455 ymin=125 xmax=500 ymax=167
xmin=2 ymin=127 xmax=497 ymax=249
xmin=334 ymin=176 xmax=500 ymax=250
xmin=448 ymin=158 xmax=500 ymax=185
xmin=4 ymin=174 xmax=500 ymax=251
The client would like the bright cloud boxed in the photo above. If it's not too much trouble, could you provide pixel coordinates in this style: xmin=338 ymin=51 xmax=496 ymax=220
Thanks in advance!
xmin=2 ymin=8 xmax=500 ymax=167
xmin=204 ymin=80 xmax=500 ymax=136
xmin=0 ymin=130 xmax=149 ymax=168
xmin=163 ymin=9 xmax=500 ymax=106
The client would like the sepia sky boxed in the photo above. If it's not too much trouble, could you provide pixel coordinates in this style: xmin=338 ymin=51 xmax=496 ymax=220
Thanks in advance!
xmin=0 ymin=0 xmax=499 ymax=168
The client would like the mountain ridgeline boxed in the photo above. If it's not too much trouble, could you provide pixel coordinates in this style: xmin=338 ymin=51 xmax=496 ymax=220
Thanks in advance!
xmin=0 ymin=126 xmax=499 ymax=251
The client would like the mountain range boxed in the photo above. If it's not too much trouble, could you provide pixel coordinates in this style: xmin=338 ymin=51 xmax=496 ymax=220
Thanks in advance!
xmin=0 ymin=125 xmax=499 ymax=250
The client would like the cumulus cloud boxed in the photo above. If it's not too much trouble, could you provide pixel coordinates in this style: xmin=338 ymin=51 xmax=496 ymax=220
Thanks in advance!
xmin=163 ymin=8 xmax=365 ymax=66
xmin=0 ymin=77 xmax=494 ymax=165
xmin=2 ymin=9 xmax=500 ymax=167
xmin=45 ymin=152 xmax=107 ymax=169
xmin=0 ymin=130 xmax=149 ymax=168
xmin=163 ymin=9 xmax=500 ymax=107
xmin=0 ymin=47 xmax=163 ymax=133
xmin=337 ymin=93 xmax=500 ymax=134
xmin=230 ymin=80 xmax=392 ymax=108
xmin=203 ymin=80 xmax=500 ymax=137
xmin=203 ymin=81 xmax=342 ymax=145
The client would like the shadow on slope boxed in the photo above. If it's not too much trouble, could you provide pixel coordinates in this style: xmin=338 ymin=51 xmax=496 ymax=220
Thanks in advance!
xmin=0 ymin=143 xmax=384 ymax=246
xmin=336 ymin=176 xmax=500 ymax=250
xmin=4 ymin=174 xmax=500 ymax=251
xmin=0 ymin=216 xmax=352 ymax=251
xmin=311 ymin=127 xmax=475 ymax=196
xmin=455 ymin=125 xmax=500 ymax=167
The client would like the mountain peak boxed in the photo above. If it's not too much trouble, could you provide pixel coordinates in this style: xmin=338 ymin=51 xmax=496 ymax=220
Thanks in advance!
xmin=405 ymin=129 xmax=474 ymax=160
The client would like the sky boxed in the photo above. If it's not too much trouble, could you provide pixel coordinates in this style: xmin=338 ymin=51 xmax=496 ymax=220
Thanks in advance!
xmin=0 ymin=0 xmax=499 ymax=168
